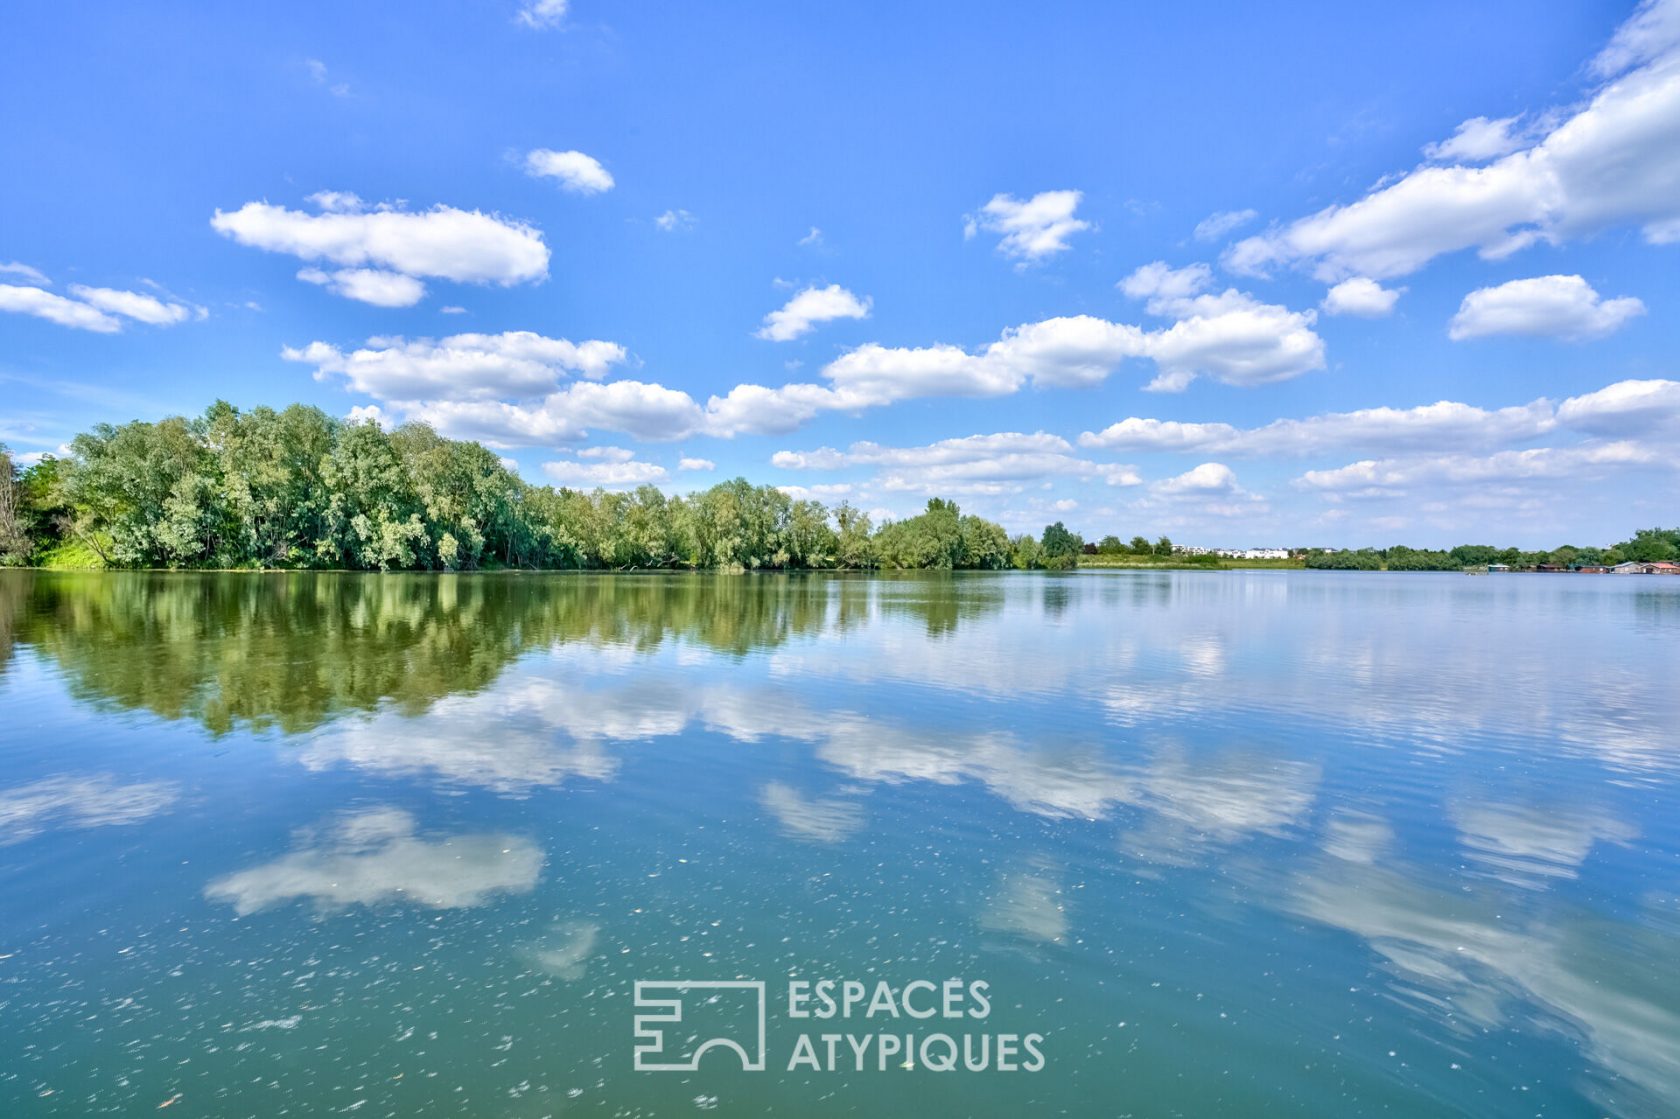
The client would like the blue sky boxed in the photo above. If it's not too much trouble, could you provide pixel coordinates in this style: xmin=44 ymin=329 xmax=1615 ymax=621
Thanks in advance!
xmin=2 ymin=0 xmax=1677 ymax=547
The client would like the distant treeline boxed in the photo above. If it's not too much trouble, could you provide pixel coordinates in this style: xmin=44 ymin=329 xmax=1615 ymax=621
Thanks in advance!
xmin=1301 ymin=531 xmax=1680 ymax=571
xmin=0 ymin=402 xmax=1088 ymax=572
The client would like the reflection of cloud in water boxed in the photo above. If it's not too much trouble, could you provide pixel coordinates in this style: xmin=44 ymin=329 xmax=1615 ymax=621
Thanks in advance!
xmin=1107 ymin=654 xmax=1679 ymax=777
xmin=298 ymin=673 xmax=825 ymax=793
xmin=296 ymin=663 xmax=1149 ymax=825
xmin=1323 ymin=812 xmax=1395 ymax=864
xmin=1450 ymin=799 xmax=1636 ymax=885
xmin=0 ymin=773 xmax=179 ymax=845
xmin=520 ymin=919 xmax=601 ymax=981
xmin=814 ymin=721 xmax=1136 ymax=820
xmin=1102 ymin=682 xmax=1196 ymax=727
xmin=767 ymin=626 xmax=1093 ymax=701
xmin=804 ymin=714 xmax=1318 ymax=848
xmin=1140 ymin=752 xmax=1319 ymax=840
xmin=1087 ymin=588 xmax=1680 ymax=779
xmin=297 ymin=659 xmax=1322 ymax=866
xmin=1120 ymin=751 xmax=1320 ymax=866
xmin=979 ymin=863 xmax=1068 ymax=944
xmin=300 ymin=678 xmax=631 ymax=793
xmin=759 ymin=782 xmax=865 ymax=843
xmin=1285 ymin=850 xmax=1680 ymax=1115
xmin=1549 ymin=669 xmax=1679 ymax=776
xmin=204 ymin=807 xmax=543 ymax=916
xmin=1180 ymin=636 xmax=1225 ymax=679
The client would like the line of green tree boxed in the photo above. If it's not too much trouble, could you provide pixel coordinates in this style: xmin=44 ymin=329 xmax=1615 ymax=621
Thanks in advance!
xmin=1090 ymin=533 xmax=1181 ymax=557
xmin=1300 ymin=532 xmax=1680 ymax=571
xmin=0 ymin=402 xmax=1090 ymax=572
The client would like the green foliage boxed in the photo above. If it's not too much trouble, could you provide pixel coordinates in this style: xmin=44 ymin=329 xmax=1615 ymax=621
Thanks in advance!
xmin=33 ymin=405 xmax=1022 ymax=572
xmin=1381 ymin=545 xmax=1459 ymax=571
xmin=1039 ymin=521 xmax=1083 ymax=570
xmin=1009 ymin=534 xmax=1042 ymax=570
xmin=34 ymin=537 xmax=107 ymax=569
xmin=0 ymin=445 xmax=27 ymax=565
xmin=1449 ymin=544 xmax=1498 ymax=567
xmin=834 ymin=502 xmax=876 ymax=569
xmin=1299 ymin=532 xmax=1680 ymax=571
xmin=1304 ymin=549 xmax=1384 ymax=570
xmin=35 ymin=403 xmax=1675 ymax=574
xmin=873 ymin=497 xmax=1009 ymax=570
xmin=1616 ymin=527 xmax=1680 ymax=562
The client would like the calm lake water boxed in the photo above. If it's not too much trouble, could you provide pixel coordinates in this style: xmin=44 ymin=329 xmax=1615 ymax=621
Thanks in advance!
xmin=1 ymin=570 xmax=1676 ymax=1117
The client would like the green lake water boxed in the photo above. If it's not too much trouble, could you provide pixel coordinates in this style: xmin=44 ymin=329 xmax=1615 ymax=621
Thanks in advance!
xmin=0 ymin=570 xmax=1676 ymax=1117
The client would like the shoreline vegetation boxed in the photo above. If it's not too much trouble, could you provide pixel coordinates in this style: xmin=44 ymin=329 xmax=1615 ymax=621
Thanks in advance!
xmin=0 ymin=401 xmax=1673 ymax=574
xmin=0 ymin=401 xmax=1086 ymax=574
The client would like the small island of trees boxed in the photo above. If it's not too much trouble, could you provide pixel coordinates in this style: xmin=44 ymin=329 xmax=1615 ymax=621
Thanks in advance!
xmin=0 ymin=402 xmax=1088 ymax=573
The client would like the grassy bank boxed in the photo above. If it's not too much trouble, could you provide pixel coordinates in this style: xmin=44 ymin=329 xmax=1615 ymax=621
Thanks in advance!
xmin=1078 ymin=555 xmax=1305 ymax=571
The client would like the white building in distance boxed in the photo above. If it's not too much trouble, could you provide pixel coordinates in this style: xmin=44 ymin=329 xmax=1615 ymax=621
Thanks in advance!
xmin=1173 ymin=546 xmax=1292 ymax=560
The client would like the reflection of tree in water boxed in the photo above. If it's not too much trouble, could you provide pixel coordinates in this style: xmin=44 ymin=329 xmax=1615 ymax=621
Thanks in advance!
xmin=0 ymin=571 xmax=24 ymax=678
xmin=875 ymin=572 xmax=1005 ymax=637
xmin=1632 ymin=588 xmax=1680 ymax=632
xmin=1040 ymin=579 xmax=1072 ymax=619
xmin=0 ymin=571 xmax=1001 ymax=734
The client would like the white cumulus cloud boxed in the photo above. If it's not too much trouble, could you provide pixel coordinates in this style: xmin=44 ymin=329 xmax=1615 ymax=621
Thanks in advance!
xmin=1592 ymin=0 xmax=1680 ymax=77
xmin=542 ymin=456 xmax=670 ymax=488
xmin=1556 ymin=377 xmax=1680 ymax=437
xmin=1144 ymin=294 xmax=1324 ymax=392
xmin=1193 ymin=208 xmax=1258 ymax=242
xmin=1448 ymin=275 xmax=1645 ymax=340
xmin=756 ymin=284 xmax=872 ymax=341
xmin=1423 ymin=115 xmax=1531 ymax=162
xmin=1082 ymin=397 xmax=1556 ymax=457
xmin=1321 ymin=277 xmax=1403 ymax=317
xmin=211 ymin=195 xmax=550 ymax=303
xmin=1224 ymin=2 xmax=1680 ymax=280
xmin=1119 ymin=261 xmax=1215 ymax=314
xmin=516 ymin=0 xmax=568 ymax=29
xmin=0 ymin=261 xmax=50 ymax=285
xmin=1 ymin=280 xmax=199 ymax=333
xmin=291 ymin=297 xmax=1325 ymax=449
xmin=1296 ymin=442 xmax=1662 ymax=493
xmin=968 ymin=190 xmax=1091 ymax=264
xmin=409 ymin=379 xmax=706 ymax=445
xmin=282 ymin=331 xmax=628 ymax=402
xmin=0 ymin=284 xmax=121 ymax=332
xmin=773 ymin=431 xmax=1139 ymax=496
xmin=1118 ymin=264 xmax=1326 ymax=391
xmin=1153 ymin=462 xmax=1241 ymax=495
xmin=67 ymin=284 xmax=201 ymax=325
xmin=298 ymin=267 xmax=427 ymax=307
xmin=524 ymin=148 xmax=614 ymax=194
xmin=1137 ymin=462 xmax=1268 ymax=519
